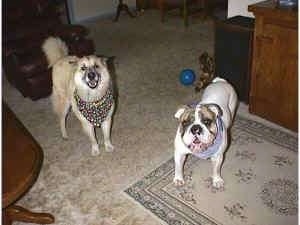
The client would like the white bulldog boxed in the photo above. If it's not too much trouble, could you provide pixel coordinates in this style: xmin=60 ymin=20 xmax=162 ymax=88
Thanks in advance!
xmin=173 ymin=77 xmax=238 ymax=189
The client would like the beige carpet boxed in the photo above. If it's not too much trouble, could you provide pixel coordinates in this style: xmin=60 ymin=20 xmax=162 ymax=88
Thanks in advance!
xmin=3 ymin=10 xmax=297 ymax=225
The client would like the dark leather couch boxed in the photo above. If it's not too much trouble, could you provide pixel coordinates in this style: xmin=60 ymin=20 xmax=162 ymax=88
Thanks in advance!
xmin=3 ymin=0 xmax=95 ymax=100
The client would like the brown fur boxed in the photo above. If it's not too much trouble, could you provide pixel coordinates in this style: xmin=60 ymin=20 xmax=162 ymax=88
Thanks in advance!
xmin=195 ymin=52 xmax=215 ymax=92
xmin=198 ymin=105 xmax=217 ymax=135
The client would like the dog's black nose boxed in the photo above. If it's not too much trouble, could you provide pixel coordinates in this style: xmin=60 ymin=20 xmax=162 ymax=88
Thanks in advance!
xmin=87 ymin=72 xmax=96 ymax=80
xmin=191 ymin=124 xmax=202 ymax=135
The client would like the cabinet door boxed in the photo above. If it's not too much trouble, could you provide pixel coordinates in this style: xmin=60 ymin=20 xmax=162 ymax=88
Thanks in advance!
xmin=250 ymin=22 xmax=298 ymax=131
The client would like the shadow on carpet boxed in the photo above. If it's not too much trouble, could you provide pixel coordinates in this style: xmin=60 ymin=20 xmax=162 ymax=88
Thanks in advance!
xmin=125 ymin=115 xmax=298 ymax=225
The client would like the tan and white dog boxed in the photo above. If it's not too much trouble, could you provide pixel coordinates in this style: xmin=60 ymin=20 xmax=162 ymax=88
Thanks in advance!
xmin=174 ymin=77 xmax=238 ymax=189
xmin=42 ymin=37 xmax=115 ymax=156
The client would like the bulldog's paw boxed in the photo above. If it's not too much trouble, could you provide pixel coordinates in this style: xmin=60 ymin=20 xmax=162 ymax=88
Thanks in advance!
xmin=173 ymin=178 xmax=185 ymax=186
xmin=212 ymin=176 xmax=224 ymax=189
xmin=91 ymin=145 xmax=100 ymax=156
xmin=62 ymin=134 xmax=68 ymax=140
xmin=61 ymin=131 xmax=68 ymax=140
xmin=105 ymin=142 xmax=114 ymax=152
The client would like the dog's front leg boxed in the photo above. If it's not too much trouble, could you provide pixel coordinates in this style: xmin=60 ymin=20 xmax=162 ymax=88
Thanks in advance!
xmin=101 ymin=116 xmax=114 ymax=152
xmin=173 ymin=149 xmax=187 ymax=186
xmin=211 ymin=153 xmax=224 ymax=189
xmin=81 ymin=122 xmax=100 ymax=156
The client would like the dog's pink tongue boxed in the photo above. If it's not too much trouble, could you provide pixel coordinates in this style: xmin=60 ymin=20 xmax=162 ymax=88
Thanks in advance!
xmin=193 ymin=138 xmax=201 ymax=144
xmin=191 ymin=136 xmax=216 ymax=153
xmin=190 ymin=137 xmax=205 ymax=152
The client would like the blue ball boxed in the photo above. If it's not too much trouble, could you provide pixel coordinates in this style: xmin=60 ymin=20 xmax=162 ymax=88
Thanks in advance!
xmin=179 ymin=69 xmax=196 ymax=86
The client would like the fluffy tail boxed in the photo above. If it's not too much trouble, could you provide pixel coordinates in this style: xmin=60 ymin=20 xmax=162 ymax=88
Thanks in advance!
xmin=42 ymin=37 xmax=68 ymax=67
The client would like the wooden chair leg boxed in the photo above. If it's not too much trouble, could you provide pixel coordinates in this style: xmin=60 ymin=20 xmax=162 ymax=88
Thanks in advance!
xmin=136 ymin=0 xmax=142 ymax=12
xmin=159 ymin=3 xmax=165 ymax=22
xmin=158 ymin=0 xmax=189 ymax=26
xmin=123 ymin=4 xmax=136 ymax=18
xmin=161 ymin=10 xmax=165 ymax=22
xmin=114 ymin=0 xmax=136 ymax=22
xmin=4 ymin=205 xmax=54 ymax=224
xmin=183 ymin=0 xmax=188 ymax=27
xmin=114 ymin=2 xmax=122 ymax=22
xmin=202 ymin=1 xmax=212 ymax=20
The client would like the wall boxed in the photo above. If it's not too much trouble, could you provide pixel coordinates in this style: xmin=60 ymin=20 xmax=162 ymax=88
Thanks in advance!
xmin=227 ymin=0 xmax=263 ymax=18
xmin=68 ymin=0 xmax=136 ymax=23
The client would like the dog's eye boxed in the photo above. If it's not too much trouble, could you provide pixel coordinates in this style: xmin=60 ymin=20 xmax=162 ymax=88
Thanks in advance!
xmin=81 ymin=65 xmax=87 ymax=71
xmin=188 ymin=114 xmax=195 ymax=122
xmin=202 ymin=118 xmax=212 ymax=127
xmin=94 ymin=64 xmax=99 ymax=69
xmin=181 ymin=114 xmax=194 ymax=127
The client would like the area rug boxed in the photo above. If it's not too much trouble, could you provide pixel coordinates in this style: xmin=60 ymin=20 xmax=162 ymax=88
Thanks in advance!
xmin=125 ymin=115 xmax=298 ymax=225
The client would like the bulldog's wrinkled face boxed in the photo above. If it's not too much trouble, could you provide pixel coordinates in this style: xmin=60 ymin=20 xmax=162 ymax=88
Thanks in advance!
xmin=175 ymin=104 xmax=222 ymax=153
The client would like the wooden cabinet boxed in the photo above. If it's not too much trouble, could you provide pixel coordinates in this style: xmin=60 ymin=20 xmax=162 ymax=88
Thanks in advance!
xmin=248 ymin=0 xmax=298 ymax=132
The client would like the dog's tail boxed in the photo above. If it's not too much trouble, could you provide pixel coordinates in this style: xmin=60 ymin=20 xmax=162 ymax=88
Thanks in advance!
xmin=42 ymin=36 xmax=68 ymax=67
xmin=195 ymin=52 xmax=215 ymax=92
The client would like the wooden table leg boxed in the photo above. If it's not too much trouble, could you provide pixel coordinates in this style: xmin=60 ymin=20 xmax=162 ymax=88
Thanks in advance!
xmin=2 ymin=209 xmax=13 ymax=225
xmin=136 ymin=0 xmax=142 ymax=12
xmin=4 ymin=205 xmax=54 ymax=224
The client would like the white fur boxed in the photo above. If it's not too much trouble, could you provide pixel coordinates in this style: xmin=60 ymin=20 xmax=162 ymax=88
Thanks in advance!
xmin=42 ymin=36 xmax=68 ymax=67
xmin=42 ymin=37 xmax=115 ymax=155
xmin=173 ymin=77 xmax=238 ymax=188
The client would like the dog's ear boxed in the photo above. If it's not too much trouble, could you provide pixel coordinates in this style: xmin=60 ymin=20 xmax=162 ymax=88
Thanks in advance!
xmin=68 ymin=56 xmax=79 ymax=66
xmin=174 ymin=106 xmax=186 ymax=120
xmin=175 ymin=105 xmax=194 ymax=122
xmin=205 ymin=103 xmax=223 ymax=117
xmin=96 ymin=55 xmax=115 ymax=66
xmin=98 ymin=57 xmax=108 ymax=66
xmin=68 ymin=60 xmax=77 ymax=65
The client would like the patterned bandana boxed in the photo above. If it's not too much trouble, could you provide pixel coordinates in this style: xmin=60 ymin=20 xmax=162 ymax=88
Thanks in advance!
xmin=74 ymin=86 xmax=114 ymax=127
xmin=192 ymin=116 xmax=224 ymax=160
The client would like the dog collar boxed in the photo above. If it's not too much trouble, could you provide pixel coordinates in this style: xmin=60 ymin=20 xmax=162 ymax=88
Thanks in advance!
xmin=74 ymin=86 xmax=114 ymax=127
xmin=191 ymin=116 xmax=224 ymax=159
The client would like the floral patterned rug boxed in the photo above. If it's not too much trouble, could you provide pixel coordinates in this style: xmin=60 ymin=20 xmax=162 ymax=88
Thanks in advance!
xmin=125 ymin=115 xmax=298 ymax=225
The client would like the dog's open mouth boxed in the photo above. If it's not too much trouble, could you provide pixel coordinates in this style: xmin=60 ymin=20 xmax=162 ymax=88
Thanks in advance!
xmin=84 ymin=71 xmax=101 ymax=89
xmin=188 ymin=136 xmax=215 ymax=153
xmin=87 ymin=80 xmax=98 ymax=89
